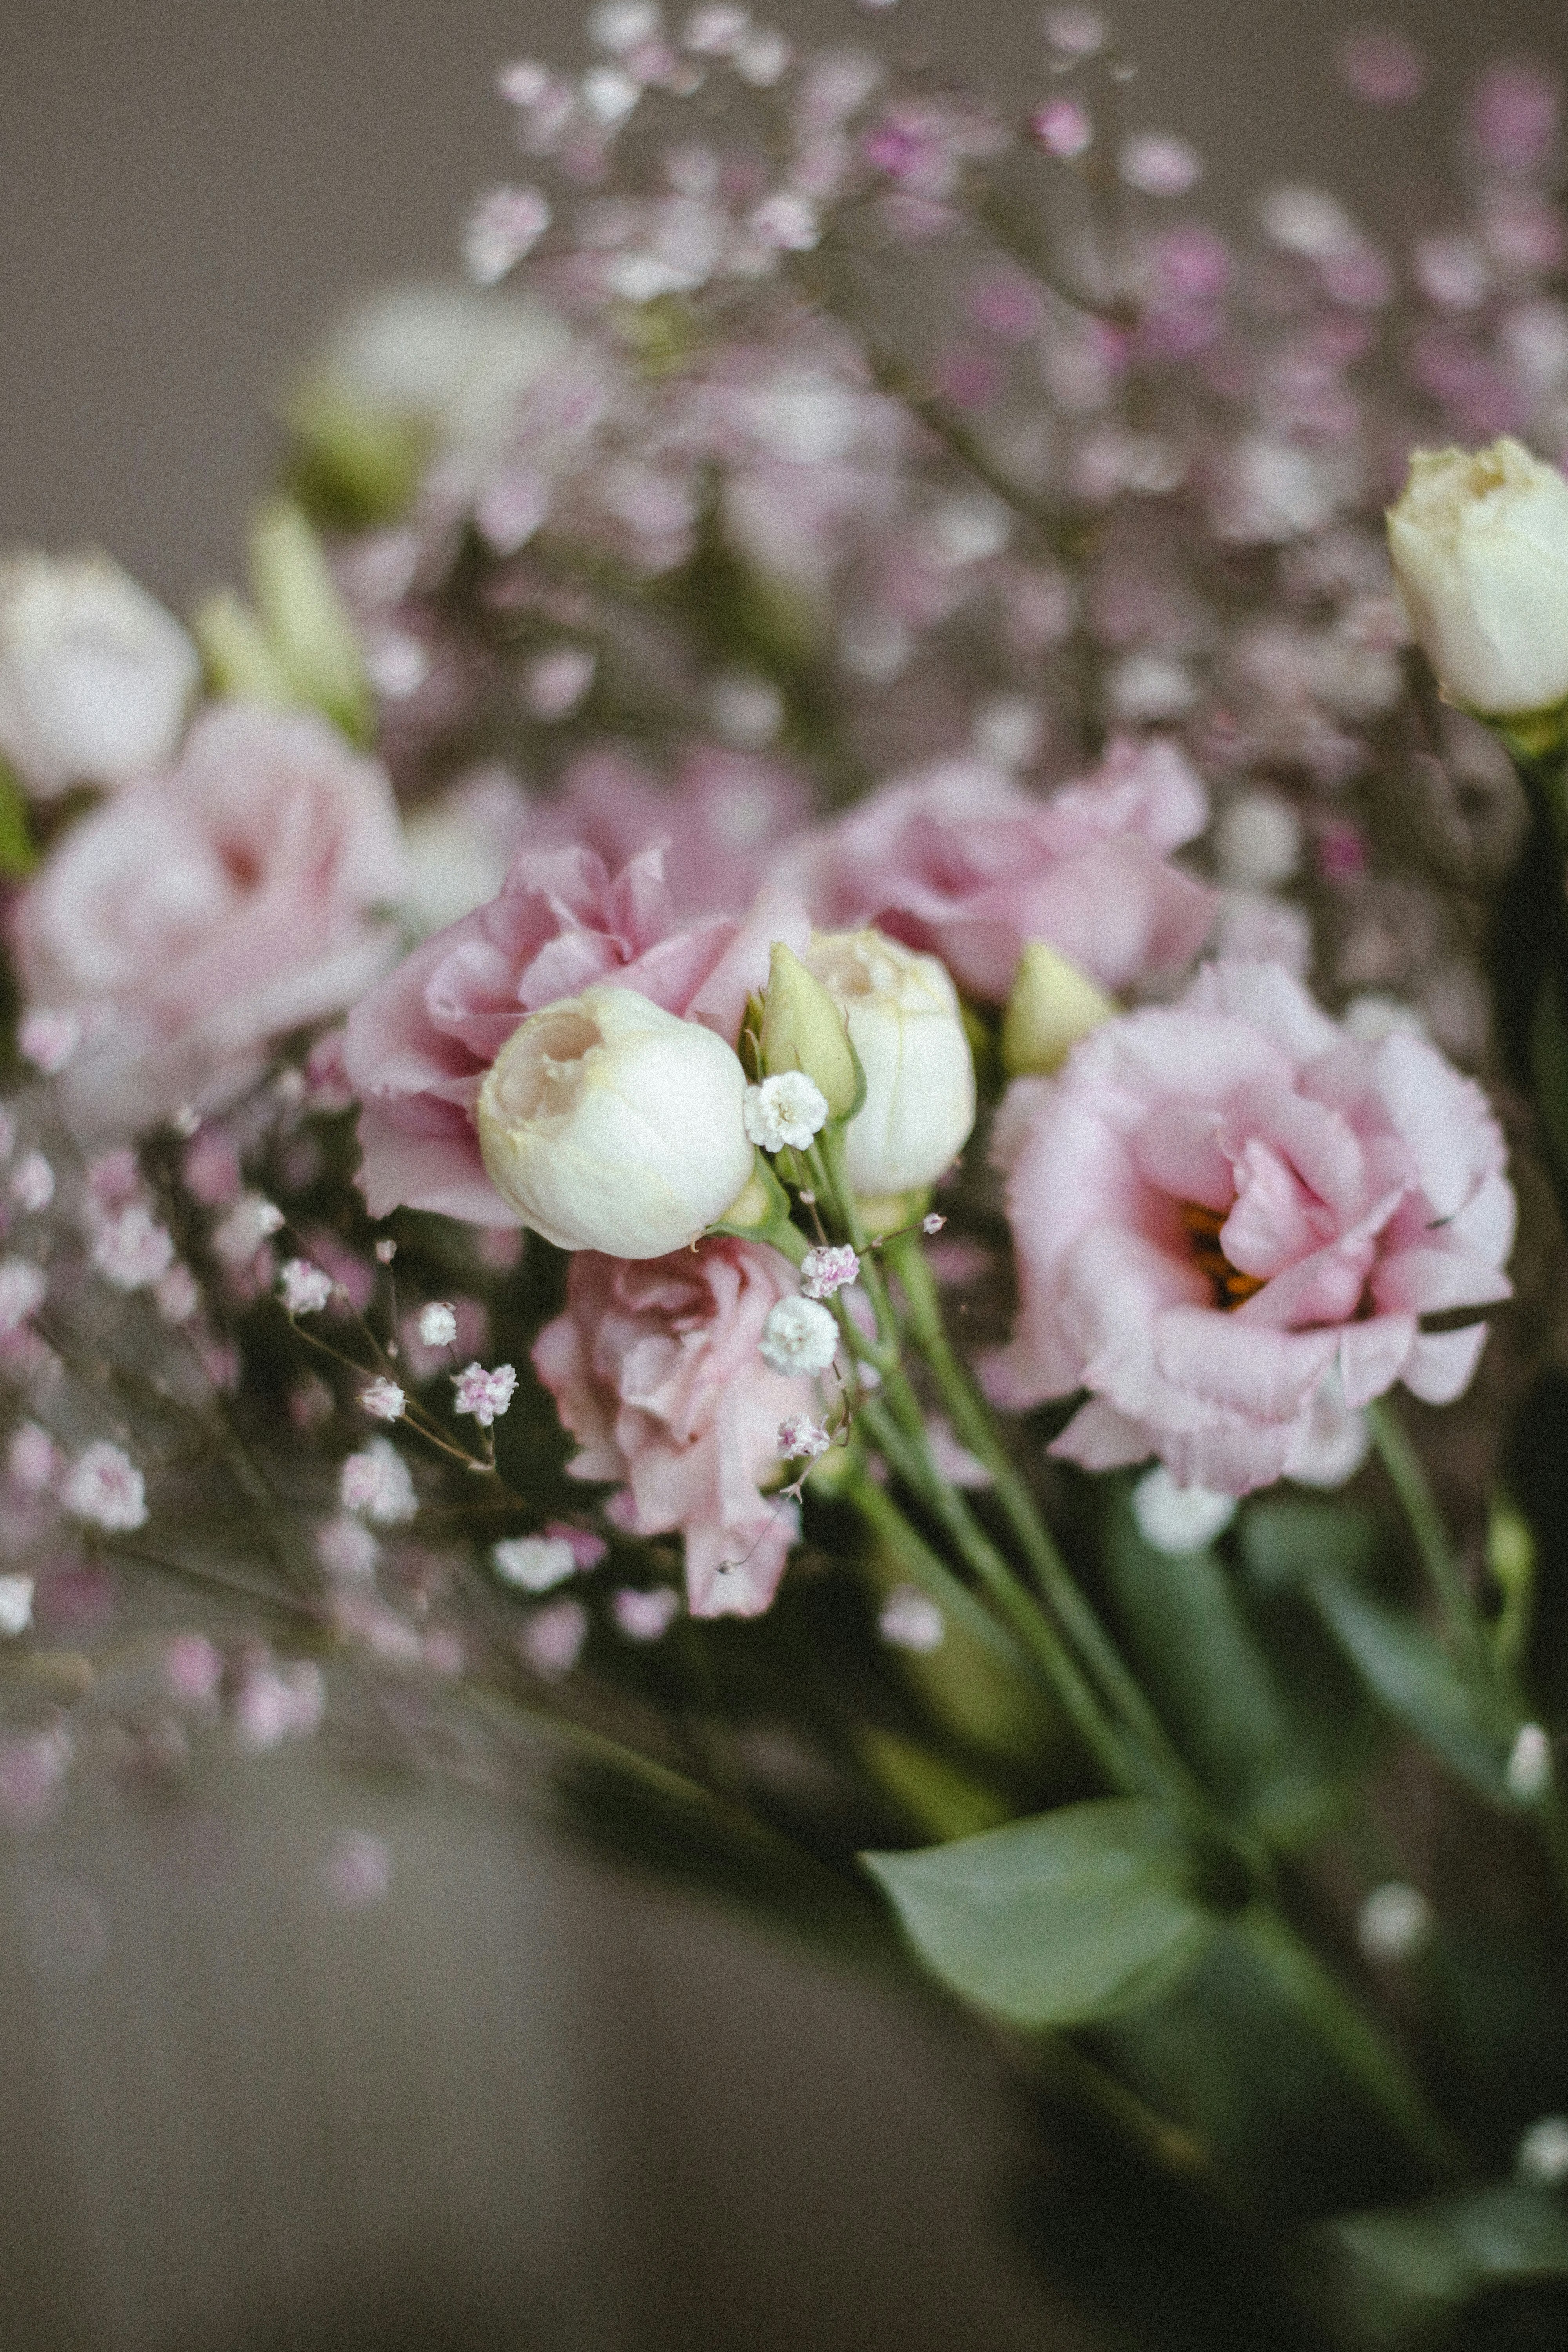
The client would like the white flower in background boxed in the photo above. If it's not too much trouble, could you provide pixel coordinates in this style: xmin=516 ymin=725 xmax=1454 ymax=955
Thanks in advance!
xmin=0 ymin=552 xmax=198 ymax=796
xmin=321 ymin=1830 xmax=394 ymax=1912
xmin=477 ymin=985 xmax=753 ymax=1257
xmin=1131 ymin=1466 xmax=1238 ymax=1555
xmin=588 ymin=0 xmax=662 ymax=51
xmin=750 ymin=192 xmax=821 ymax=251
xmin=521 ymin=1597 xmax=589 ymax=1678
xmin=493 ymin=1534 xmax=578 ymax=1593
xmin=0 ymin=1577 xmax=34 ymax=1638
xmin=340 ymin=1440 xmax=417 ymax=1526
xmin=802 ymin=930 xmax=976 ymax=1198
xmin=1356 ymin=1881 xmax=1436 ymax=1964
xmin=1388 ymin=439 xmax=1568 ymax=717
xmin=279 ymin=1259 xmax=334 ymax=1316
xmin=9 ymin=1153 xmax=54 ymax=1215
xmin=1507 ymin=1721 xmax=1554 ymax=1802
xmin=612 ymin=1586 xmax=682 ymax=1642
xmin=7 ymin=1422 xmax=62 ymax=1493
xmin=777 ymin=1413 xmax=832 ymax=1461
xmin=877 ymin=1584 xmax=946 ymax=1654
xmin=153 ymin=1263 xmax=201 ymax=1325
xmin=0 ymin=1259 xmax=46 ymax=1333
xmin=452 ymin=1361 xmax=518 ymax=1427
xmin=744 ymin=1072 xmax=830 ymax=1152
xmin=800 ymin=1245 xmax=858 ymax=1301
xmin=759 ymin=1295 xmax=839 ymax=1377
xmin=91 ymin=1204 xmax=175 ymax=1292
xmin=1518 ymin=2116 xmax=1568 ymax=2189
xmin=234 ymin=1660 xmax=325 ymax=1755
xmin=462 ymin=185 xmax=553 ymax=285
xmin=417 ymin=1301 xmax=459 ymax=1349
xmin=316 ymin=1514 xmax=379 ymax=1582
xmin=17 ymin=1006 xmax=82 ymax=1074
xmin=65 ymin=1442 xmax=148 ymax=1532
xmin=212 ymin=1194 xmax=285 ymax=1268
xmin=359 ymin=1377 xmax=406 ymax=1423
xmin=1214 ymin=793 xmax=1303 ymax=891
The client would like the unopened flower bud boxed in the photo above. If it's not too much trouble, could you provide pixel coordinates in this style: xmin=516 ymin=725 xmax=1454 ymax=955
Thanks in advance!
xmin=804 ymin=930 xmax=975 ymax=1197
xmin=1001 ymin=942 xmax=1117 ymax=1077
xmin=477 ymin=985 xmax=753 ymax=1258
xmin=760 ymin=941 xmax=859 ymax=1117
xmin=1387 ymin=439 xmax=1568 ymax=720
xmin=249 ymin=500 xmax=370 ymax=740
xmin=0 ymin=553 xmax=199 ymax=796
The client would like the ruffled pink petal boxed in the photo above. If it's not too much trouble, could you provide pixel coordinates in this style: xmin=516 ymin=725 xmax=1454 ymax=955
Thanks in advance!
xmin=1401 ymin=1323 xmax=1490 ymax=1405
xmin=1152 ymin=1308 xmax=1340 ymax=1421
xmin=1049 ymin=1399 xmax=1154 ymax=1471
xmin=1338 ymin=1313 xmax=1417 ymax=1408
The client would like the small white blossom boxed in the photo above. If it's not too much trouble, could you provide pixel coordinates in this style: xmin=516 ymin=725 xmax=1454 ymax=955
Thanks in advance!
xmin=0 ymin=1258 xmax=47 ymax=1333
xmin=524 ymin=643 xmax=596 ymax=720
xmin=877 ymin=1584 xmax=946 ymax=1654
xmin=91 ymin=1204 xmax=175 ymax=1292
xmin=777 ymin=1413 xmax=831 ymax=1462
xmin=800 ymin=1244 xmax=859 ymax=1301
xmin=316 ymin=1514 xmax=379 ymax=1582
xmin=7 ymin=1421 xmax=62 ymax=1493
xmin=743 ymin=1072 xmax=830 ymax=1153
xmin=682 ymin=3 xmax=749 ymax=55
xmin=750 ymin=192 xmax=821 ymax=251
xmin=279 ymin=1259 xmax=334 ymax=1316
xmin=374 ymin=1239 xmax=397 ymax=1265
xmin=463 ymin=185 xmax=552 ymax=284
xmin=759 ymin=1295 xmax=838 ymax=1377
xmin=1518 ymin=2116 xmax=1568 ymax=2189
xmin=1508 ymin=1722 xmax=1554 ymax=1803
xmin=65 ymin=1442 xmax=148 ymax=1532
xmin=360 ymin=1377 xmax=406 ymax=1423
xmin=453 ymin=1361 xmax=519 ymax=1427
xmin=581 ymin=64 xmax=640 ymax=124
xmin=612 ymin=1586 xmax=681 ymax=1642
xmin=234 ymin=1661 xmax=325 ymax=1755
xmin=922 ymin=1212 xmax=946 ymax=1235
xmin=1356 ymin=1881 xmax=1436 ymax=1964
xmin=0 ymin=1577 xmax=34 ymax=1638
xmin=521 ymin=1598 xmax=589 ymax=1678
xmin=213 ymin=1192 xmax=284 ymax=1268
xmin=418 ymin=1301 xmax=459 ymax=1349
xmin=8 ymin=1153 xmax=54 ymax=1215
xmin=17 ymin=1006 xmax=82 ymax=1075
xmin=1132 ymin=1466 xmax=1238 ymax=1555
xmin=321 ymin=1830 xmax=393 ymax=1911
xmin=1118 ymin=131 xmax=1203 ymax=198
xmin=340 ymin=1440 xmax=417 ymax=1526
xmin=153 ymin=1263 xmax=200 ymax=1325
xmin=493 ymin=1535 xmax=577 ymax=1594
xmin=589 ymin=0 xmax=662 ymax=51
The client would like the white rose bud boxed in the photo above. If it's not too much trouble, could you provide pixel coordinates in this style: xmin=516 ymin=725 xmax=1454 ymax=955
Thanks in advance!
xmin=0 ymin=552 xmax=199 ymax=795
xmin=1387 ymin=438 xmax=1568 ymax=718
xmin=804 ymin=929 xmax=976 ymax=1197
xmin=477 ymin=984 xmax=753 ymax=1257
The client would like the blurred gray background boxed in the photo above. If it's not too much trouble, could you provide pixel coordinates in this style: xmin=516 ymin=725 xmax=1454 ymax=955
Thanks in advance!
xmin=0 ymin=4 xmax=1562 ymax=2347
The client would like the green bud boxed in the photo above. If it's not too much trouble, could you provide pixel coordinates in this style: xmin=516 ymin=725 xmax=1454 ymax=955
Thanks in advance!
xmin=1001 ymin=941 xmax=1117 ymax=1077
xmin=249 ymin=499 xmax=370 ymax=742
xmin=282 ymin=378 xmax=428 ymax=528
xmin=191 ymin=589 xmax=297 ymax=708
xmin=760 ymin=941 xmax=861 ymax=1117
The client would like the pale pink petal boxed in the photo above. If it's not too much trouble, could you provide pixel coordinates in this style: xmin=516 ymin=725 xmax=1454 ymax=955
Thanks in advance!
xmin=1401 ymin=1323 xmax=1490 ymax=1405
xmin=1338 ymin=1313 xmax=1417 ymax=1408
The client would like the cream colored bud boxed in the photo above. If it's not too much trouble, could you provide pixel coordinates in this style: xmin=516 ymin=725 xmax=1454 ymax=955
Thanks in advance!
xmin=804 ymin=929 xmax=975 ymax=1196
xmin=1001 ymin=942 xmax=1117 ymax=1076
xmin=250 ymin=500 xmax=370 ymax=740
xmin=477 ymin=986 xmax=753 ymax=1257
xmin=760 ymin=940 xmax=859 ymax=1116
xmin=192 ymin=589 xmax=297 ymax=710
xmin=0 ymin=552 xmax=199 ymax=796
xmin=1387 ymin=438 xmax=1568 ymax=718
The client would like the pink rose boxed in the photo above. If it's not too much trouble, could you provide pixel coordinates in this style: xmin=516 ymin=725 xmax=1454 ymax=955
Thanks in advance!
xmin=13 ymin=705 xmax=408 ymax=1134
xmin=533 ymin=1239 xmax=816 ymax=1616
xmin=783 ymin=736 xmax=1215 ymax=1004
xmin=990 ymin=962 xmax=1514 ymax=1493
xmin=345 ymin=841 xmax=807 ymax=1225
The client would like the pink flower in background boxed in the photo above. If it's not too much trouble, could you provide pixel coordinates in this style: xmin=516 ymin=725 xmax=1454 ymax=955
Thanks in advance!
xmin=522 ymin=746 xmax=812 ymax=917
xmin=783 ymin=737 xmax=1214 ymax=1005
xmin=12 ymin=706 xmax=408 ymax=1136
xmin=989 ymin=962 xmax=1514 ymax=1493
xmin=346 ymin=840 xmax=807 ymax=1225
xmin=532 ymin=1237 xmax=814 ymax=1617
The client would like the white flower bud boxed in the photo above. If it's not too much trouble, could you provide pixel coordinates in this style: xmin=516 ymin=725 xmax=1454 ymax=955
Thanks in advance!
xmin=477 ymin=985 xmax=753 ymax=1258
xmin=0 ymin=553 xmax=199 ymax=795
xmin=803 ymin=930 xmax=975 ymax=1197
xmin=1131 ymin=1466 xmax=1237 ymax=1555
xmin=1387 ymin=439 xmax=1568 ymax=717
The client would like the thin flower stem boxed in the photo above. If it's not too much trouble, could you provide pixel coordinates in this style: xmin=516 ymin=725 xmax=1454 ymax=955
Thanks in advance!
xmin=1367 ymin=1397 xmax=1501 ymax=1715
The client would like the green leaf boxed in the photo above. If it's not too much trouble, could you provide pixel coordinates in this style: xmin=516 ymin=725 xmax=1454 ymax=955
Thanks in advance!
xmin=1309 ymin=1578 xmax=1508 ymax=1802
xmin=1308 ymin=2184 xmax=1568 ymax=2349
xmin=0 ymin=759 xmax=36 ymax=878
xmin=863 ymin=1798 xmax=1217 ymax=2027
xmin=1239 ymin=1496 xmax=1384 ymax=1593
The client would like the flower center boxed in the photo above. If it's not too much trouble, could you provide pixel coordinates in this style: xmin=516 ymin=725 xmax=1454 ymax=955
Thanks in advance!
xmin=1182 ymin=1201 xmax=1265 ymax=1310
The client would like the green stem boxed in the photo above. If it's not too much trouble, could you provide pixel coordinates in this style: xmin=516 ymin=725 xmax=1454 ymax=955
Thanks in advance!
xmin=1367 ymin=1398 xmax=1502 ymax=1720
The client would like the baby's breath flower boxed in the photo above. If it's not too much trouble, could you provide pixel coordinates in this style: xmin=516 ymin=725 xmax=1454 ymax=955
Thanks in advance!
xmin=800 ymin=1244 xmax=858 ymax=1301
xmin=463 ymin=185 xmax=552 ymax=284
xmin=493 ymin=1534 xmax=577 ymax=1592
xmin=777 ymin=1413 xmax=831 ymax=1461
xmin=417 ymin=1301 xmax=459 ymax=1348
xmin=7 ymin=1421 xmax=61 ymax=1494
xmin=877 ymin=1585 xmax=945 ymax=1653
xmin=0 ymin=1259 xmax=46 ymax=1333
xmin=743 ymin=1071 xmax=830 ymax=1152
xmin=612 ymin=1586 xmax=681 ymax=1642
xmin=0 ymin=1577 xmax=34 ymax=1638
xmin=91 ymin=1204 xmax=175 ymax=1292
xmin=17 ymin=1006 xmax=82 ymax=1075
xmin=8 ymin=1153 xmax=54 ymax=1214
xmin=453 ymin=1361 xmax=519 ymax=1427
xmin=65 ymin=1442 xmax=148 ymax=1532
xmin=340 ymin=1440 xmax=417 ymax=1526
xmin=360 ymin=1377 xmax=407 ymax=1423
xmin=521 ymin=1598 xmax=589 ymax=1678
xmin=279 ymin=1259 xmax=334 ymax=1316
xmin=759 ymin=1295 xmax=838 ymax=1376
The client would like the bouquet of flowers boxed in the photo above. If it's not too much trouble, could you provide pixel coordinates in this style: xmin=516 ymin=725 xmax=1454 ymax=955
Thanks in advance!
xmin=9 ymin=7 xmax=1568 ymax=2341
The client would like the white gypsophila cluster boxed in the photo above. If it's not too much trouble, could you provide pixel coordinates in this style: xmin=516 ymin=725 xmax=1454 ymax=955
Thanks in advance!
xmin=359 ymin=1377 xmax=406 ymax=1423
xmin=611 ymin=1586 xmax=682 ymax=1642
xmin=16 ymin=1006 xmax=81 ymax=1075
xmin=0 ymin=1576 xmax=35 ymax=1638
xmin=417 ymin=1301 xmax=459 ymax=1348
xmin=234 ymin=1661 xmax=326 ymax=1756
xmin=521 ymin=1598 xmax=589 ymax=1678
xmin=777 ymin=1413 xmax=831 ymax=1462
xmin=492 ymin=1534 xmax=577 ymax=1593
xmin=214 ymin=1192 xmax=285 ymax=1267
xmin=339 ymin=1440 xmax=417 ymax=1526
xmin=279 ymin=1259 xmax=334 ymax=1315
xmin=800 ymin=1244 xmax=858 ymax=1300
xmin=91 ymin=1203 xmax=176 ymax=1291
xmin=64 ymin=1442 xmax=148 ymax=1532
xmin=1355 ymin=1882 xmax=1436 ymax=1965
xmin=8 ymin=1421 xmax=60 ymax=1492
xmin=1131 ymin=1466 xmax=1238 ymax=1555
xmin=876 ymin=1585 xmax=946 ymax=1655
xmin=759 ymin=1294 xmax=838 ymax=1377
xmin=452 ymin=1361 xmax=518 ymax=1426
xmin=742 ymin=1071 xmax=830 ymax=1152
xmin=0 ymin=1258 xmax=46 ymax=1333
xmin=1518 ymin=2116 xmax=1568 ymax=2189
xmin=9 ymin=1152 xmax=54 ymax=1214
xmin=1507 ymin=1722 xmax=1553 ymax=1802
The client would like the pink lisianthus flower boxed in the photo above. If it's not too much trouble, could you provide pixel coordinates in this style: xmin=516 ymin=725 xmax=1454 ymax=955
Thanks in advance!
xmin=522 ymin=746 xmax=812 ymax=918
xmin=532 ymin=1238 xmax=816 ymax=1617
xmin=344 ymin=840 xmax=807 ymax=1225
xmin=11 ymin=706 xmax=408 ymax=1136
xmin=989 ymin=962 xmax=1514 ymax=1494
xmin=782 ymin=735 xmax=1214 ymax=1005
